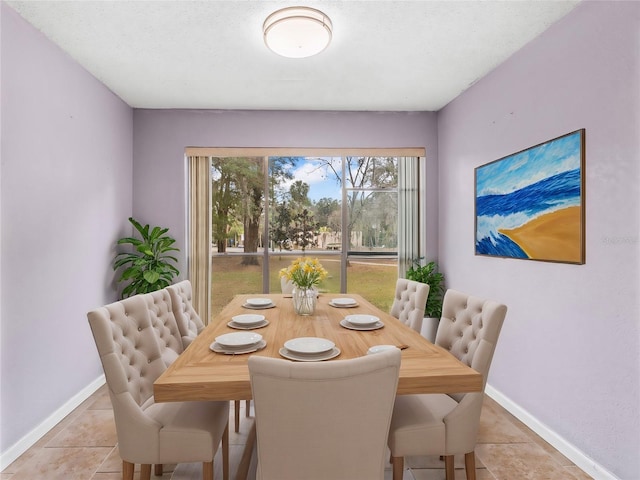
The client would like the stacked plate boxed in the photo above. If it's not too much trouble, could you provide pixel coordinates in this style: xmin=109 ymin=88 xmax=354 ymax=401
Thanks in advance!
xmin=243 ymin=297 xmax=275 ymax=309
xmin=367 ymin=345 xmax=399 ymax=355
xmin=340 ymin=314 xmax=384 ymax=331
xmin=279 ymin=337 xmax=341 ymax=362
xmin=329 ymin=297 xmax=358 ymax=308
xmin=227 ymin=314 xmax=269 ymax=330
xmin=210 ymin=332 xmax=266 ymax=354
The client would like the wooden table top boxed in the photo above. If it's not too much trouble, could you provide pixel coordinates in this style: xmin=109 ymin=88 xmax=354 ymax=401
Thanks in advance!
xmin=153 ymin=293 xmax=482 ymax=402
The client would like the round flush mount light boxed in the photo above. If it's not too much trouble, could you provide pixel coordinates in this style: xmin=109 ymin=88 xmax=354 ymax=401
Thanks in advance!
xmin=263 ymin=6 xmax=332 ymax=58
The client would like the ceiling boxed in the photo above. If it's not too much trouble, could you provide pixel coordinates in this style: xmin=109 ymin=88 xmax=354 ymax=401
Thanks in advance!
xmin=6 ymin=0 xmax=580 ymax=111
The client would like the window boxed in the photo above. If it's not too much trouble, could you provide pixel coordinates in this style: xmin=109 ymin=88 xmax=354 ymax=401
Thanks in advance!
xmin=187 ymin=148 xmax=424 ymax=321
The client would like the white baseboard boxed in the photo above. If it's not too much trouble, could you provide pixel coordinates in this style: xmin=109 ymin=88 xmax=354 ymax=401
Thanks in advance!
xmin=485 ymin=384 xmax=619 ymax=480
xmin=0 ymin=375 xmax=106 ymax=472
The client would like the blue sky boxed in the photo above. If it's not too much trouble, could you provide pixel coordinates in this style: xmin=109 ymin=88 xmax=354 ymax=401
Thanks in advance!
xmin=280 ymin=157 xmax=342 ymax=202
xmin=476 ymin=131 xmax=582 ymax=197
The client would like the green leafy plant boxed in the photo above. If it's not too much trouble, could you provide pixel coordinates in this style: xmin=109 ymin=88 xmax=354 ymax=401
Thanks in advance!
xmin=113 ymin=217 xmax=180 ymax=298
xmin=406 ymin=259 xmax=445 ymax=318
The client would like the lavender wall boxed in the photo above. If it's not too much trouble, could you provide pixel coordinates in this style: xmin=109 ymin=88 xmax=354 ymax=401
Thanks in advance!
xmin=437 ymin=2 xmax=639 ymax=478
xmin=132 ymin=109 xmax=438 ymax=275
xmin=0 ymin=3 xmax=133 ymax=452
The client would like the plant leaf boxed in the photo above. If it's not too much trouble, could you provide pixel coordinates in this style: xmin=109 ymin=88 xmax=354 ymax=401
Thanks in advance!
xmin=143 ymin=270 xmax=160 ymax=284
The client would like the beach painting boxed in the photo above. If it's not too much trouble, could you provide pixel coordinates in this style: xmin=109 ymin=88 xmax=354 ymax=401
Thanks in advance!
xmin=475 ymin=129 xmax=585 ymax=264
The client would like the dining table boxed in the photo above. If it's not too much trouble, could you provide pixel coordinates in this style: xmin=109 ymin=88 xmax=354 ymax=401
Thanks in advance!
xmin=153 ymin=293 xmax=483 ymax=479
xmin=154 ymin=293 xmax=482 ymax=402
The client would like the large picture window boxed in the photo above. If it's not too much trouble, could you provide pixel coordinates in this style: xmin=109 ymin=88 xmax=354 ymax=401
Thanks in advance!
xmin=187 ymin=149 xmax=424 ymax=321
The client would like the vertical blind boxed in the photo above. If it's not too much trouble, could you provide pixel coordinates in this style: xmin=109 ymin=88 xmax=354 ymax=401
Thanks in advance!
xmin=398 ymin=156 xmax=421 ymax=277
xmin=188 ymin=156 xmax=212 ymax=324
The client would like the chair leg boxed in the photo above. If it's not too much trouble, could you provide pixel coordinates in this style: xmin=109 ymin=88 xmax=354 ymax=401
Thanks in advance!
xmin=245 ymin=399 xmax=251 ymax=417
xmin=140 ymin=464 xmax=151 ymax=480
xmin=154 ymin=464 xmax=163 ymax=476
xmin=222 ymin=422 xmax=230 ymax=480
xmin=391 ymin=456 xmax=404 ymax=480
xmin=234 ymin=400 xmax=240 ymax=432
xmin=202 ymin=461 xmax=213 ymax=480
xmin=444 ymin=455 xmax=455 ymax=480
xmin=122 ymin=461 xmax=134 ymax=480
xmin=465 ymin=451 xmax=477 ymax=480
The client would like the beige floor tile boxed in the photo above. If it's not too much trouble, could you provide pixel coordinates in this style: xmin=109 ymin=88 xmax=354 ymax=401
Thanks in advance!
xmin=9 ymin=447 xmax=112 ymax=480
xmin=407 ymin=454 xmax=485 ymax=469
xmin=95 ymin=446 xmax=122 ymax=473
xmin=46 ymin=409 xmax=117 ymax=448
xmin=478 ymin=398 xmax=531 ymax=444
xmin=565 ymin=465 xmax=593 ymax=479
xmin=411 ymin=467 xmax=495 ymax=480
xmin=1 ymin=389 xmax=590 ymax=480
xmin=87 ymin=386 xmax=113 ymax=410
xmin=96 ymin=446 xmax=177 ymax=475
xmin=476 ymin=443 xmax=578 ymax=480
xmin=384 ymin=467 xmax=416 ymax=480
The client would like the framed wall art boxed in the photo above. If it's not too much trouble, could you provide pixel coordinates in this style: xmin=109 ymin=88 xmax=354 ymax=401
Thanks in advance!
xmin=475 ymin=129 xmax=585 ymax=264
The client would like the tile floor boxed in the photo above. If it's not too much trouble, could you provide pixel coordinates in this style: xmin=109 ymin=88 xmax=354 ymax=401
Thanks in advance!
xmin=1 ymin=385 xmax=593 ymax=480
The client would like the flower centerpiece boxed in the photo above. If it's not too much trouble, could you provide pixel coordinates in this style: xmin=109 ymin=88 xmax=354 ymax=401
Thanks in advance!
xmin=279 ymin=258 xmax=328 ymax=315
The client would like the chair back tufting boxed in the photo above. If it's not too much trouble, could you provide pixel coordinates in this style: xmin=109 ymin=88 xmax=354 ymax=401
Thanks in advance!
xmin=88 ymin=295 xmax=165 ymax=408
xmin=435 ymin=289 xmax=507 ymax=401
xmin=143 ymin=289 xmax=183 ymax=366
xmin=390 ymin=278 xmax=430 ymax=332
xmin=166 ymin=280 xmax=205 ymax=348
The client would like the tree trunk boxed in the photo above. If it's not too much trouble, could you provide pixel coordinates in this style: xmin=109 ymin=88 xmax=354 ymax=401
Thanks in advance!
xmin=241 ymin=217 xmax=260 ymax=266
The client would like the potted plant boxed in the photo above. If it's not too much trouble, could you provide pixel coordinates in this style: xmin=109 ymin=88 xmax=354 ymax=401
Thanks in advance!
xmin=406 ymin=258 xmax=445 ymax=342
xmin=113 ymin=217 xmax=180 ymax=298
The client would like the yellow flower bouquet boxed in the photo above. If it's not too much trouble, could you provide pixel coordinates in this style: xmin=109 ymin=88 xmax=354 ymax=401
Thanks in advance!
xmin=280 ymin=258 xmax=328 ymax=315
xmin=279 ymin=257 xmax=328 ymax=289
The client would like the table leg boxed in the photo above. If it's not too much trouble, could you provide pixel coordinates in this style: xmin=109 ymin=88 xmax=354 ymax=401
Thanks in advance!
xmin=234 ymin=420 xmax=256 ymax=480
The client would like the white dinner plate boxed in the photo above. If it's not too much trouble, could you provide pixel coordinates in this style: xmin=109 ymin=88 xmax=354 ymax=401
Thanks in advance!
xmin=279 ymin=347 xmax=341 ymax=362
xmin=367 ymin=345 xmax=399 ymax=355
xmin=227 ymin=319 xmax=269 ymax=330
xmin=283 ymin=337 xmax=335 ymax=355
xmin=231 ymin=314 xmax=266 ymax=326
xmin=211 ymin=340 xmax=267 ymax=355
xmin=331 ymin=297 xmax=357 ymax=306
xmin=246 ymin=298 xmax=273 ymax=307
xmin=215 ymin=332 xmax=263 ymax=348
xmin=339 ymin=319 xmax=384 ymax=331
xmin=242 ymin=302 xmax=275 ymax=310
xmin=345 ymin=314 xmax=380 ymax=326
xmin=329 ymin=300 xmax=359 ymax=308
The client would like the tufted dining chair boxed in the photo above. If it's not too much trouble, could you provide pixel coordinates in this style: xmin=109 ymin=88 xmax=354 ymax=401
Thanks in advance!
xmin=388 ymin=289 xmax=507 ymax=480
xmin=166 ymin=280 xmax=205 ymax=347
xmin=144 ymin=288 xmax=184 ymax=367
xmin=88 ymin=295 xmax=229 ymax=480
xmin=166 ymin=280 xmax=248 ymax=432
xmin=390 ymin=278 xmax=430 ymax=332
xmin=249 ymin=349 xmax=401 ymax=480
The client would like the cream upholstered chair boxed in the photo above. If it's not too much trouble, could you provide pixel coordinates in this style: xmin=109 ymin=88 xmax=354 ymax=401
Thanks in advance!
xmin=166 ymin=280 xmax=205 ymax=347
xmin=142 ymin=288 xmax=185 ymax=476
xmin=249 ymin=349 xmax=401 ymax=480
xmin=390 ymin=278 xmax=430 ymax=333
xmin=388 ymin=289 xmax=507 ymax=480
xmin=280 ymin=276 xmax=294 ymax=294
xmin=167 ymin=280 xmax=248 ymax=432
xmin=88 ymin=295 xmax=229 ymax=480
xmin=144 ymin=288 xmax=183 ymax=367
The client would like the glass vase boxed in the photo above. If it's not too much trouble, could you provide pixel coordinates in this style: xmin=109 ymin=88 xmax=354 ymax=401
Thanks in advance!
xmin=292 ymin=286 xmax=317 ymax=316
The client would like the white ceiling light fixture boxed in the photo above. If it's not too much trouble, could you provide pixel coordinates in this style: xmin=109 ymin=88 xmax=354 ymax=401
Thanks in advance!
xmin=263 ymin=6 xmax=333 ymax=59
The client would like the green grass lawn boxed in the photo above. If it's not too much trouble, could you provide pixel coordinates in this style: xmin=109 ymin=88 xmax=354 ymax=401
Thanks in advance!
xmin=211 ymin=255 xmax=397 ymax=317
